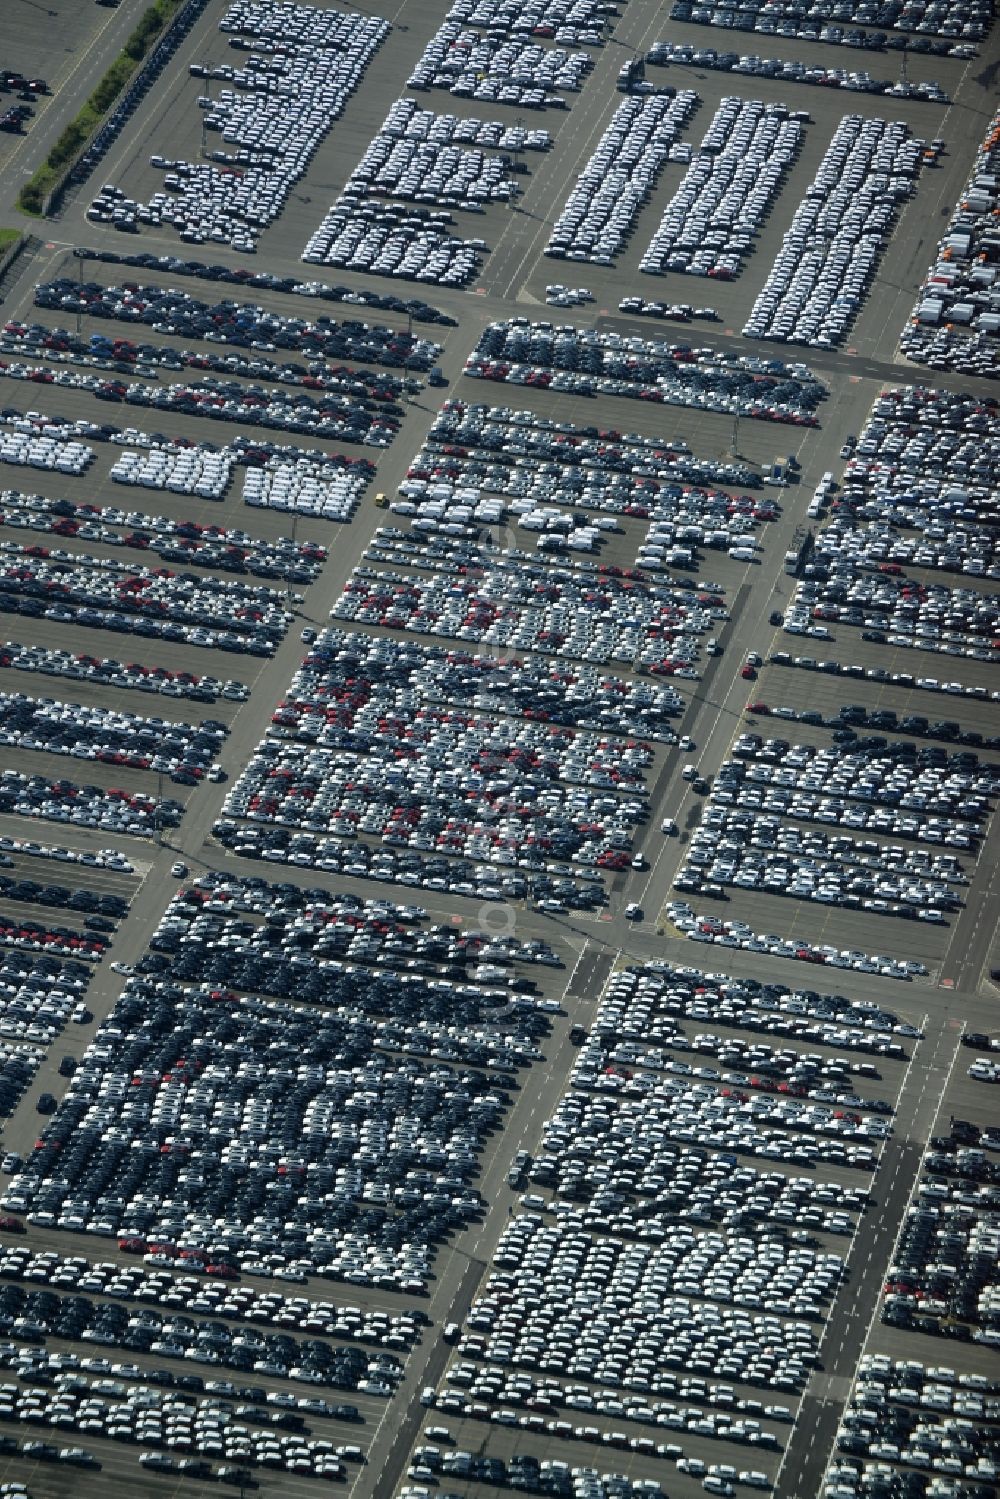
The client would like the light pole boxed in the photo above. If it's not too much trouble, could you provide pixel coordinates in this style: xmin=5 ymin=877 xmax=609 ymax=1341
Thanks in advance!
xmin=200 ymin=60 xmax=211 ymax=159
xmin=286 ymin=508 xmax=298 ymax=604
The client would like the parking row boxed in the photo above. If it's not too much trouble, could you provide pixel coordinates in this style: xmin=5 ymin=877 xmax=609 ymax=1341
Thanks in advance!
xmin=639 ymin=97 xmax=801 ymax=281
xmin=299 ymin=629 xmax=686 ymax=742
xmin=0 ymin=405 xmax=379 ymax=487
xmin=0 ymin=769 xmax=182 ymax=838
xmin=785 ymin=572 xmax=998 ymax=665
xmin=899 ymin=108 xmax=1000 ymax=371
xmin=210 ymin=819 xmax=609 ymax=909
xmin=618 ymin=296 xmax=724 ymax=324
xmin=594 ymin=962 xmax=917 ymax=1055
xmin=466 ymin=321 xmax=825 ymax=422
xmin=814 ymin=383 xmax=1000 ymax=583
xmin=330 ymin=555 xmax=718 ymax=671
xmin=0 ymin=431 xmax=92 ymax=477
xmin=0 ymin=874 xmax=127 ymax=922
xmin=830 ymin=1354 xmax=1000 ymax=1496
xmin=880 ymin=1122 xmax=1000 ymax=1347
xmin=0 ymin=691 xmax=226 ymax=784
xmin=0 ymin=544 xmax=291 ymax=655
xmin=448 ymin=0 xmax=612 ymax=43
xmin=8 ymin=1353 xmax=364 ymax=1425
xmin=711 ymin=731 xmax=995 ymax=839
xmin=34 ymin=277 xmax=440 ymax=375
xmin=0 ymin=839 xmax=133 ymax=875
xmin=0 ymin=1283 xmax=400 ymax=1401
xmin=302 ymin=198 xmax=486 ymax=286
xmin=107 ymin=446 xmax=234 ymax=499
xmin=352 ymin=532 xmax=722 ymax=642
xmin=18 ymin=320 xmax=425 ymax=408
xmin=546 ymin=284 xmax=596 ymax=308
xmin=676 ymin=791 xmax=969 ymax=919
xmin=429 ymin=398 xmax=758 ymax=485
xmin=406 ymin=21 xmax=594 ymax=105
xmin=391 ymin=465 xmax=772 ymax=561
xmin=0 ymin=1246 xmax=424 ymax=1350
xmin=743 ymin=115 xmax=926 ymax=347
xmin=763 ymin=659 xmax=998 ymax=713
xmin=815 ymin=508 xmax=997 ymax=588
xmin=0 ymin=359 xmax=400 ymax=449
xmin=407 ymin=400 xmax=764 ymax=528
xmin=668 ymin=0 xmax=986 ymax=52
xmin=357 ymin=531 xmax=684 ymax=603
xmin=0 ymin=956 xmax=90 ymax=1031
xmin=0 ymin=487 xmax=326 ymax=582
xmin=144 ymin=873 xmax=558 ymax=993
xmin=275 ymin=634 xmax=662 ymax=783
xmin=221 ymin=734 xmax=648 ymax=874
xmin=670 ymin=901 xmax=927 ymax=976
xmin=108 ymin=1 xmax=389 ymax=250
xmin=0 ymin=949 xmax=91 ymax=1053
xmin=0 ymin=1360 xmax=355 ymax=1482
xmin=698 ymin=796 xmax=971 ymax=884
xmin=0 ymin=641 xmax=248 ymax=706
xmin=812 ymin=510 xmax=998 ymax=586
xmin=402 ymin=1458 xmax=670 ymax=1498
xmin=646 ymin=42 xmax=949 ymax=103
xmin=448 ymin=1209 xmax=822 ymax=1394
xmin=846 ymin=383 xmax=999 ymax=489
xmin=0 ymin=1042 xmax=43 ymax=1119
xmin=534 ymin=1072 xmax=872 ymax=1216
xmin=545 ymin=94 xmax=698 ymax=266
xmin=588 ymin=1028 xmax=895 ymax=1110
xmin=242 ymin=459 xmax=366 ymax=522
xmin=346 ymin=123 xmax=522 ymax=209
xmin=881 ymin=1202 xmax=999 ymax=1340
xmin=383 ymin=96 xmax=553 ymax=154
xmin=564 ymin=1046 xmax=893 ymax=1152
xmin=0 ymin=917 xmax=105 ymax=966
xmin=71 ymin=245 xmax=456 ymax=328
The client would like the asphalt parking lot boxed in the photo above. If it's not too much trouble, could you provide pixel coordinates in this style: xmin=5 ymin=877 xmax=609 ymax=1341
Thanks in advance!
xmin=0 ymin=0 xmax=995 ymax=1496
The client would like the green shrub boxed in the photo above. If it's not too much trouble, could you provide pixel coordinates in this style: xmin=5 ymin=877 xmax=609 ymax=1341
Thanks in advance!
xmin=16 ymin=183 xmax=43 ymax=215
